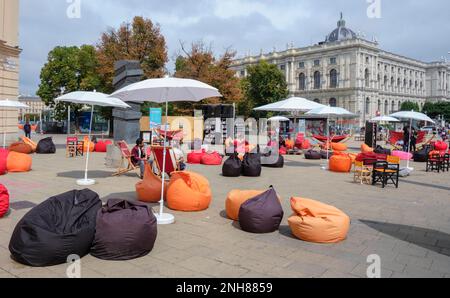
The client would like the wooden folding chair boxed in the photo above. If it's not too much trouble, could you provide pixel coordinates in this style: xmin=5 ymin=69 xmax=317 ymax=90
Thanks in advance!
xmin=112 ymin=141 xmax=139 ymax=177
xmin=66 ymin=137 xmax=78 ymax=158
xmin=353 ymin=161 xmax=372 ymax=185
xmin=151 ymin=146 xmax=180 ymax=179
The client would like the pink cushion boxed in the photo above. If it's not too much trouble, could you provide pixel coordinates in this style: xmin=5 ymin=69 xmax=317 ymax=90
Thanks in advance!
xmin=392 ymin=150 xmax=413 ymax=161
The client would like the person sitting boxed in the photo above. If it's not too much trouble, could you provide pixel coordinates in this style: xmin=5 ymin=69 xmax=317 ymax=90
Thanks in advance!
xmin=172 ymin=140 xmax=186 ymax=171
xmin=131 ymin=138 xmax=147 ymax=179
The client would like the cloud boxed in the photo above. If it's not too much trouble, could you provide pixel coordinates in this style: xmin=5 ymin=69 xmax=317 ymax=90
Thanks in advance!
xmin=19 ymin=0 xmax=450 ymax=95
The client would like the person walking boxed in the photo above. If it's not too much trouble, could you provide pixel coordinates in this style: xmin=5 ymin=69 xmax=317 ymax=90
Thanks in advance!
xmin=403 ymin=125 xmax=410 ymax=152
xmin=23 ymin=120 xmax=32 ymax=139
xmin=410 ymin=127 xmax=417 ymax=152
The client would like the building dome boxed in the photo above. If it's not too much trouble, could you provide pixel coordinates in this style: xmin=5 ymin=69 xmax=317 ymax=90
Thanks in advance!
xmin=325 ymin=13 xmax=357 ymax=43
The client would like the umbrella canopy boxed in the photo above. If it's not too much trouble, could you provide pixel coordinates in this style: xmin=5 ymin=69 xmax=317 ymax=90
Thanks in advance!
xmin=389 ymin=111 xmax=435 ymax=124
xmin=370 ymin=116 xmax=400 ymax=123
xmin=55 ymin=91 xmax=130 ymax=108
xmin=0 ymin=99 xmax=29 ymax=109
xmin=305 ymin=106 xmax=355 ymax=117
xmin=254 ymin=97 xmax=325 ymax=112
xmin=110 ymin=78 xmax=221 ymax=103
xmin=268 ymin=116 xmax=290 ymax=122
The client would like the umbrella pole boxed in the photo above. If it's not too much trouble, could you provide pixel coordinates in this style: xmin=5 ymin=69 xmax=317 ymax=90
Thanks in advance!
xmin=3 ymin=110 xmax=6 ymax=149
xmin=407 ymin=117 xmax=413 ymax=170
xmin=77 ymin=105 xmax=95 ymax=186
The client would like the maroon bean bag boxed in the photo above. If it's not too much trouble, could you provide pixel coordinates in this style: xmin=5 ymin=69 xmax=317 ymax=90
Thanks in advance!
xmin=0 ymin=184 xmax=9 ymax=218
xmin=356 ymin=152 xmax=387 ymax=165
xmin=187 ymin=150 xmax=205 ymax=164
xmin=201 ymin=152 xmax=222 ymax=165
xmin=94 ymin=140 xmax=112 ymax=153
xmin=0 ymin=149 xmax=8 ymax=175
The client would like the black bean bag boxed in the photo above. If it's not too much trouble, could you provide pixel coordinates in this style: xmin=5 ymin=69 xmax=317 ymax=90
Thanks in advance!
xmin=242 ymin=153 xmax=262 ymax=177
xmin=304 ymin=150 xmax=321 ymax=160
xmin=374 ymin=146 xmax=391 ymax=156
xmin=321 ymin=150 xmax=334 ymax=159
xmin=36 ymin=137 xmax=56 ymax=154
xmin=222 ymin=153 xmax=242 ymax=177
xmin=9 ymin=189 xmax=101 ymax=267
xmin=90 ymin=199 xmax=157 ymax=261
xmin=238 ymin=187 xmax=284 ymax=233
xmin=413 ymin=146 xmax=431 ymax=162
xmin=262 ymin=155 xmax=284 ymax=168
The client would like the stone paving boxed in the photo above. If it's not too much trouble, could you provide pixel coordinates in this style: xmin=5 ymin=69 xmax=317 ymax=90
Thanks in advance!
xmin=0 ymin=135 xmax=449 ymax=278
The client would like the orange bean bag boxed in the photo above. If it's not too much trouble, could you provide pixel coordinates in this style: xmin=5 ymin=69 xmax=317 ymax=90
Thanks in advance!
xmin=288 ymin=197 xmax=350 ymax=244
xmin=166 ymin=171 xmax=212 ymax=212
xmin=8 ymin=142 xmax=33 ymax=154
xmin=225 ymin=190 xmax=265 ymax=221
xmin=331 ymin=142 xmax=348 ymax=152
xmin=21 ymin=137 xmax=37 ymax=152
xmin=329 ymin=155 xmax=352 ymax=173
xmin=285 ymin=139 xmax=295 ymax=150
xmin=83 ymin=137 xmax=95 ymax=153
xmin=361 ymin=143 xmax=374 ymax=154
xmin=6 ymin=151 xmax=32 ymax=172
xmin=136 ymin=163 xmax=168 ymax=203
xmin=347 ymin=153 xmax=357 ymax=164
xmin=301 ymin=139 xmax=311 ymax=150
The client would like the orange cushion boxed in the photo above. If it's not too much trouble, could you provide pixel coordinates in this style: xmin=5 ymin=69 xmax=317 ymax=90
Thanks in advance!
xmin=361 ymin=143 xmax=374 ymax=153
xmin=8 ymin=142 xmax=33 ymax=154
xmin=329 ymin=155 xmax=352 ymax=173
xmin=285 ymin=139 xmax=295 ymax=150
xmin=332 ymin=143 xmax=348 ymax=152
xmin=21 ymin=137 xmax=37 ymax=152
xmin=288 ymin=197 xmax=350 ymax=244
xmin=83 ymin=137 xmax=95 ymax=153
xmin=6 ymin=151 xmax=32 ymax=172
xmin=225 ymin=190 xmax=265 ymax=221
xmin=136 ymin=163 xmax=168 ymax=203
xmin=167 ymin=171 xmax=212 ymax=212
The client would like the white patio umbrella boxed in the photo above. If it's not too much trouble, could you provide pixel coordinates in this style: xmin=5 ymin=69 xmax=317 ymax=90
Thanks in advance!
xmin=390 ymin=110 xmax=435 ymax=170
xmin=306 ymin=106 xmax=355 ymax=169
xmin=268 ymin=116 xmax=290 ymax=122
xmin=110 ymin=77 xmax=222 ymax=225
xmin=254 ymin=97 xmax=325 ymax=112
xmin=0 ymin=99 xmax=29 ymax=148
xmin=55 ymin=91 xmax=130 ymax=186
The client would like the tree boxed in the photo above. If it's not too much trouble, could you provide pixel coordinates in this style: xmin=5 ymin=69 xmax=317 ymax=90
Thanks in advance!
xmin=37 ymin=45 xmax=101 ymax=120
xmin=422 ymin=101 xmax=450 ymax=121
xmin=400 ymin=101 xmax=420 ymax=112
xmin=96 ymin=16 xmax=168 ymax=93
xmin=173 ymin=41 xmax=243 ymax=115
xmin=240 ymin=60 xmax=289 ymax=117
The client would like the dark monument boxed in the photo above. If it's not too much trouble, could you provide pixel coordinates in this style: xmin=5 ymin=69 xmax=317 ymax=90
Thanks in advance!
xmin=112 ymin=60 xmax=144 ymax=144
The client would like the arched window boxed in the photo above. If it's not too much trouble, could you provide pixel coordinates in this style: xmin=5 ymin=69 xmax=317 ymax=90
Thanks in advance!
xmin=384 ymin=100 xmax=388 ymax=115
xmin=391 ymin=77 xmax=395 ymax=87
xmin=397 ymin=78 xmax=401 ymax=87
xmin=329 ymin=98 xmax=337 ymax=107
xmin=365 ymin=69 xmax=370 ymax=87
xmin=330 ymin=69 xmax=338 ymax=88
xmin=378 ymin=100 xmax=381 ymax=112
xmin=384 ymin=76 xmax=388 ymax=88
xmin=314 ymin=99 xmax=320 ymax=103
xmin=391 ymin=101 xmax=395 ymax=113
xmin=314 ymin=71 xmax=321 ymax=89
xmin=365 ymin=98 xmax=370 ymax=114
xmin=299 ymin=73 xmax=306 ymax=90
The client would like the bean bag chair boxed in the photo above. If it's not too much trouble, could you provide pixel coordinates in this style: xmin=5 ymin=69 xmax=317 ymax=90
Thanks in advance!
xmin=238 ymin=187 xmax=284 ymax=234
xmin=331 ymin=142 xmax=348 ymax=152
xmin=136 ymin=163 xmax=168 ymax=203
xmin=288 ymin=197 xmax=350 ymax=244
xmin=226 ymin=190 xmax=265 ymax=221
xmin=242 ymin=153 xmax=262 ymax=177
xmin=83 ymin=137 xmax=95 ymax=153
xmin=166 ymin=171 xmax=212 ymax=212
xmin=392 ymin=150 xmax=413 ymax=161
xmin=201 ymin=152 xmax=223 ymax=166
xmin=8 ymin=142 xmax=33 ymax=154
xmin=21 ymin=136 xmax=37 ymax=152
xmin=187 ymin=150 xmax=205 ymax=164
xmin=6 ymin=152 xmax=32 ymax=172
xmin=413 ymin=146 xmax=431 ymax=162
xmin=222 ymin=153 xmax=242 ymax=177
xmin=279 ymin=146 xmax=287 ymax=155
xmin=329 ymin=155 xmax=352 ymax=173
xmin=9 ymin=189 xmax=102 ymax=267
xmin=262 ymin=155 xmax=284 ymax=168
xmin=0 ymin=184 xmax=9 ymax=218
xmin=94 ymin=140 xmax=112 ymax=153
xmin=285 ymin=139 xmax=295 ymax=150
xmin=295 ymin=134 xmax=305 ymax=149
xmin=0 ymin=149 xmax=8 ymax=175
xmin=301 ymin=139 xmax=311 ymax=150
xmin=355 ymin=152 xmax=387 ymax=165
xmin=374 ymin=145 xmax=391 ymax=156
xmin=321 ymin=150 xmax=334 ymax=159
xmin=36 ymin=137 xmax=56 ymax=154
xmin=90 ymin=199 xmax=157 ymax=261
xmin=361 ymin=143 xmax=374 ymax=154
xmin=304 ymin=150 xmax=321 ymax=160
xmin=347 ymin=153 xmax=357 ymax=164
xmin=434 ymin=141 xmax=448 ymax=152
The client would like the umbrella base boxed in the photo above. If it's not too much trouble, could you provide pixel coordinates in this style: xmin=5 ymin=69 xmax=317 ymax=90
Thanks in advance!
xmin=155 ymin=213 xmax=175 ymax=225
xmin=76 ymin=178 xmax=96 ymax=186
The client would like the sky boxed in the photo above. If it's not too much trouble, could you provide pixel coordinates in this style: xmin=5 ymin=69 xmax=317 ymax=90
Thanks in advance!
xmin=19 ymin=0 xmax=450 ymax=95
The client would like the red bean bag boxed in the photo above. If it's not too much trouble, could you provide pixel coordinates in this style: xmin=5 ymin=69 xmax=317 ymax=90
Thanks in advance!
xmin=288 ymin=197 xmax=350 ymax=244
xmin=201 ymin=152 xmax=223 ymax=165
xmin=0 ymin=149 xmax=9 ymax=175
xmin=166 ymin=171 xmax=212 ymax=212
xmin=9 ymin=142 xmax=33 ymax=154
xmin=355 ymin=152 xmax=387 ymax=165
xmin=361 ymin=143 xmax=374 ymax=153
xmin=6 ymin=151 xmax=32 ymax=172
xmin=226 ymin=190 xmax=265 ymax=221
xmin=279 ymin=147 xmax=287 ymax=155
xmin=434 ymin=141 xmax=448 ymax=152
xmin=329 ymin=155 xmax=352 ymax=173
xmin=0 ymin=184 xmax=9 ymax=218
xmin=187 ymin=150 xmax=205 ymax=164
xmin=295 ymin=134 xmax=305 ymax=149
xmin=301 ymin=139 xmax=311 ymax=150
xmin=136 ymin=163 xmax=168 ymax=203
xmin=94 ymin=141 xmax=107 ymax=153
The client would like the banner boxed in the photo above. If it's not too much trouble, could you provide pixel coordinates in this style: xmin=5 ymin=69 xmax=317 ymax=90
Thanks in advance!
xmin=149 ymin=108 xmax=162 ymax=129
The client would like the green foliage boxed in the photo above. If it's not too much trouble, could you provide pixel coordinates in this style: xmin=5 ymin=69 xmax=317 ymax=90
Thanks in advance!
xmin=400 ymin=101 xmax=420 ymax=112
xmin=239 ymin=60 xmax=289 ymax=117
xmin=37 ymin=45 xmax=101 ymax=120
xmin=422 ymin=101 xmax=450 ymax=121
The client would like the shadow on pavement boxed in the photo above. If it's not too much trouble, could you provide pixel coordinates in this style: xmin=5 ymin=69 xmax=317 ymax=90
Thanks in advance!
xmin=400 ymin=180 xmax=450 ymax=192
xmin=56 ymin=170 xmax=136 ymax=179
xmin=284 ymin=160 xmax=318 ymax=168
xmin=360 ymin=220 xmax=450 ymax=257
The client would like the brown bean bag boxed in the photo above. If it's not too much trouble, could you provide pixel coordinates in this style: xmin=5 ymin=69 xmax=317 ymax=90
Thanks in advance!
xmin=226 ymin=190 xmax=265 ymax=221
xmin=136 ymin=163 xmax=168 ymax=203
xmin=331 ymin=142 xmax=348 ymax=152
xmin=21 ymin=137 xmax=37 ymax=152
xmin=361 ymin=143 xmax=374 ymax=154
xmin=288 ymin=197 xmax=350 ymax=244
xmin=166 ymin=171 xmax=212 ymax=212
xmin=9 ymin=142 xmax=33 ymax=154
xmin=6 ymin=152 xmax=32 ymax=172
xmin=329 ymin=155 xmax=352 ymax=173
